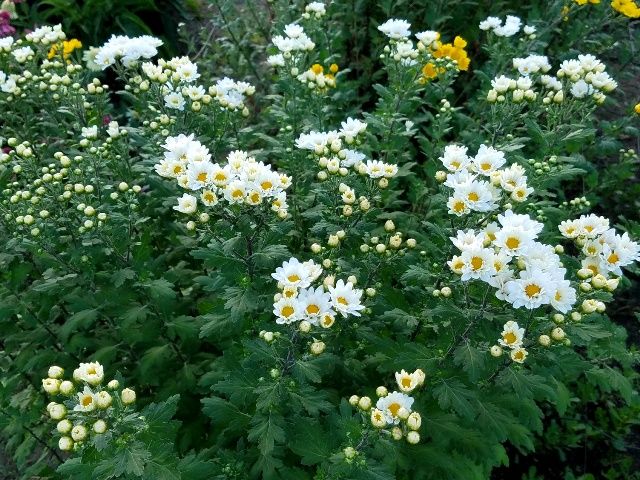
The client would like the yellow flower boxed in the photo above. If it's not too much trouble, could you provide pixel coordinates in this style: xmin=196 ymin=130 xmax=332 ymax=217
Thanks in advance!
xmin=635 ymin=103 xmax=640 ymax=115
xmin=611 ymin=0 xmax=640 ymax=17
xmin=329 ymin=63 xmax=339 ymax=73
xmin=432 ymin=36 xmax=470 ymax=72
xmin=311 ymin=63 xmax=324 ymax=75
xmin=48 ymin=38 xmax=83 ymax=60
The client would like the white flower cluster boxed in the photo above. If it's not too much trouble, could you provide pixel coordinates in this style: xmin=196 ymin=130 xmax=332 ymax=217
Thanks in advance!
xmin=154 ymin=134 xmax=291 ymax=218
xmin=559 ymin=214 xmax=640 ymax=277
xmin=296 ymin=119 xmax=398 ymax=181
xmin=0 ymin=37 xmax=15 ymax=52
xmin=439 ymin=144 xmax=534 ymax=216
xmin=448 ymin=210 xmax=577 ymax=313
xmin=269 ymin=23 xmax=315 ymax=66
xmin=42 ymin=362 xmax=136 ymax=452
xmin=487 ymin=53 xmax=616 ymax=105
xmin=497 ymin=321 xmax=528 ymax=363
xmin=303 ymin=1 xmax=326 ymax=19
xmin=479 ymin=15 xmax=527 ymax=37
xmin=349 ymin=369 xmax=424 ymax=444
xmin=296 ymin=63 xmax=337 ymax=92
xmin=558 ymin=55 xmax=617 ymax=101
xmin=271 ymin=257 xmax=364 ymax=327
xmin=25 ymin=24 xmax=66 ymax=45
xmin=95 ymin=34 xmax=163 ymax=69
xmin=378 ymin=19 xmax=412 ymax=40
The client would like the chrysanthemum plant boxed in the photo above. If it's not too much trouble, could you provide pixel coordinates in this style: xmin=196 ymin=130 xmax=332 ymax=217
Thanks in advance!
xmin=1 ymin=1 xmax=639 ymax=479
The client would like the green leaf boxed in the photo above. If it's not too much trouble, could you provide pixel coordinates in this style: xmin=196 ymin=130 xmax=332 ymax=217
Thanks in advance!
xmin=248 ymin=413 xmax=286 ymax=456
xmin=432 ymin=378 xmax=477 ymax=419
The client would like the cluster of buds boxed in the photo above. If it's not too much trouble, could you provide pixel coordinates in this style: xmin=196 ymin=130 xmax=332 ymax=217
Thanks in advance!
xmin=337 ymin=183 xmax=371 ymax=217
xmin=486 ymin=75 xmax=537 ymax=103
xmin=296 ymin=63 xmax=337 ymax=93
xmin=350 ymin=368 xmax=425 ymax=444
xmin=42 ymin=362 xmax=136 ymax=452
xmin=359 ymin=220 xmax=417 ymax=256
xmin=538 ymin=325 xmax=569 ymax=348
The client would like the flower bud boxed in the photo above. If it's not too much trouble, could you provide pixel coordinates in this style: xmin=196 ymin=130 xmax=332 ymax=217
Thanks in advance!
xmin=42 ymin=378 xmax=61 ymax=394
xmin=376 ymin=386 xmax=388 ymax=397
xmin=310 ymin=341 xmax=325 ymax=355
xmin=343 ymin=446 xmax=357 ymax=459
xmin=407 ymin=412 xmax=421 ymax=430
xmin=96 ymin=391 xmax=112 ymax=409
xmin=58 ymin=436 xmax=74 ymax=451
xmin=349 ymin=395 xmax=360 ymax=406
xmin=93 ymin=420 xmax=107 ymax=434
xmin=358 ymin=396 xmax=372 ymax=410
xmin=538 ymin=334 xmax=551 ymax=346
xmin=384 ymin=220 xmax=395 ymax=232
xmin=121 ymin=388 xmax=136 ymax=405
xmin=490 ymin=345 xmax=502 ymax=357
xmin=392 ymin=427 xmax=403 ymax=441
xmin=299 ymin=321 xmax=311 ymax=333
xmin=107 ymin=379 xmax=120 ymax=390
xmin=71 ymin=424 xmax=88 ymax=441
xmin=48 ymin=366 xmax=64 ymax=379
xmin=406 ymin=431 xmax=420 ymax=444
xmin=551 ymin=327 xmax=565 ymax=341
xmin=57 ymin=419 xmax=72 ymax=434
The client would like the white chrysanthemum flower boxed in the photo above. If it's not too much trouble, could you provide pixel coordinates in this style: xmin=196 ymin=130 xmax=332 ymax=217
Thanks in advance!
xmin=504 ymin=270 xmax=552 ymax=309
xmin=173 ymin=193 xmax=197 ymax=214
xmin=498 ymin=321 xmax=525 ymax=349
xmin=81 ymin=125 xmax=98 ymax=139
xmin=472 ymin=145 xmax=506 ymax=175
xmin=460 ymin=247 xmax=495 ymax=282
xmin=375 ymin=391 xmax=414 ymax=424
xmin=378 ymin=19 xmax=411 ymax=40
xmin=479 ymin=16 xmax=501 ymax=30
xmin=395 ymin=369 xmax=421 ymax=392
xmin=273 ymin=297 xmax=302 ymax=324
xmin=549 ymin=280 xmax=577 ymax=313
xmin=510 ymin=347 xmax=528 ymax=363
xmin=165 ymin=91 xmax=186 ymax=110
xmin=74 ymin=386 xmax=97 ymax=412
xmin=328 ymin=279 xmax=364 ymax=317
xmin=439 ymin=145 xmax=470 ymax=172
xmin=272 ymin=258 xmax=317 ymax=289
xmin=297 ymin=286 xmax=333 ymax=324
xmin=73 ymin=362 xmax=104 ymax=385
xmin=95 ymin=34 xmax=162 ymax=69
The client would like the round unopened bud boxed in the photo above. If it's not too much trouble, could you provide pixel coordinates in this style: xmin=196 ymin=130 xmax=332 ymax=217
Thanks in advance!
xmin=551 ymin=327 xmax=565 ymax=341
xmin=58 ymin=436 xmax=74 ymax=451
xmin=57 ymin=419 xmax=72 ymax=434
xmin=107 ymin=379 xmax=120 ymax=390
xmin=311 ymin=243 xmax=322 ymax=253
xmin=553 ymin=313 xmax=564 ymax=324
xmin=435 ymin=171 xmax=447 ymax=182
xmin=328 ymin=235 xmax=339 ymax=247
xmin=121 ymin=388 xmax=136 ymax=405
xmin=263 ymin=331 xmax=274 ymax=342
xmin=118 ymin=182 xmax=129 ymax=192
xmin=49 ymin=404 xmax=66 ymax=420
xmin=299 ymin=320 xmax=311 ymax=333
xmin=310 ymin=341 xmax=325 ymax=355
xmin=71 ymin=424 xmax=88 ymax=442
xmin=93 ymin=420 xmax=107 ymax=434
xmin=440 ymin=286 xmax=452 ymax=297
xmin=392 ymin=427 xmax=403 ymax=440
xmin=490 ymin=345 xmax=503 ymax=357
xmin=539 ymin=334 xmax=551 ymax=346
xmin=366 ymin=287 xmax=376 ymax=297
xmin=349 ymin=395 xmax=360 ymax=406
xmin=96 ymin=391 xmax=112 ymax=409
xmin=343 ymin=446 xmax=357 ymax=459
xmin=384 ymin=220 xmax=395 ymax=232
xmin=376 ymin=386 xmax=388 ymax=397
xmin=358 ymin=396 xmax=372 ymax=410
xmin=579 ymin=282 xmax=592 ymax=292
xmin=42 ymin=378 xmax=61 ymax=394
xmin=570 ymin=312 xmax=582 ymax=322
xmin=605 ymin=278 xmax=619 ymax=291
xmin=577 ymin=268 xmax=593 ymax=279
xmin=59 ymin=380 xmax=74 ymax=395
xmin=407 ymin=412 xmax=421 ymax=430
xmin=48 ymin=366 xmax=64 ymax=379
xmin=336 ymin=230 xmax=346 ymax=239
xmin=406 ymin=431 xmax=420 ymax=444
xmin=375 ymin=244 xmax=386 ymax=254
xmin=397 ymin=407 xmax=410 ymax=420
xmin=406 ymin=238 xmax=416 ymax=248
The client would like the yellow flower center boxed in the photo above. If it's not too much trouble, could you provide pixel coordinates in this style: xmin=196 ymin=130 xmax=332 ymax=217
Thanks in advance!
xmin=468 ymin=192 xmax=479 ymax=202
xmin=503 ymin=332 xmax=517 ymax=344
xmin=524 ymin=284 xmax=542 ymax=298
xmin=388 ymin=402 xmax=401 ymax=416
xmin=82 ymin=395 xmax=93 ymax=407
xmin=337 ymin=296 xmax=348 ymax=305
xmin=453 ymin=200 xmax=465 ymax=213
xmin=505 ymin=237 xmax=520 ymax=250
xmin=401 ymin=377 xmax=412 ymax=388
xmin=197 ymin=172 xmax=208 ymax=182
xmin=514 ymin=350 xmax=525 ymax=360
xmin=471 ymin=256 xmax=484 ymax=271
xmin=287 ymin=274 xmax=300 ymax=283
xmin=261 ymin=181 xmax=273 ymax=190
xmin=607 ymin=252 xmax=619 ymax=264
xmin=281 ymin=306 xmax=295 ymax=317
xmin=306 ymin=304 xmax=320 ymax=315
